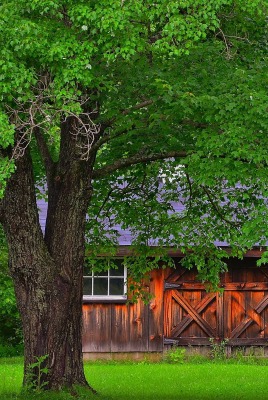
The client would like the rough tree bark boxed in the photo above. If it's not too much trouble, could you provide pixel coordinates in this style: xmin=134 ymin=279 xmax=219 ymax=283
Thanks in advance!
xmin=0 ymin=107 xmax=188 ymax=391
xmin=0 ymin=119 xmax=97 ymax=391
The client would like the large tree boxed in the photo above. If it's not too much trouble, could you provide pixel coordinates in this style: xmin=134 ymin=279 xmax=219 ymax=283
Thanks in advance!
xmin=0 ymin=0 xmax=267 ymax=393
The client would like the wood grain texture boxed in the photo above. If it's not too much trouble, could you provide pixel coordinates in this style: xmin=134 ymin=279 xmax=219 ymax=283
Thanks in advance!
xmin=149 ymin=269 xmax=164 ymax=351
xmin=164 ymin=261 xmax=268 ymax=347
xmin=82 ymin=304 xmax=111 ymax=352
xmin=82 ymin=258 xmax=268 ymax=354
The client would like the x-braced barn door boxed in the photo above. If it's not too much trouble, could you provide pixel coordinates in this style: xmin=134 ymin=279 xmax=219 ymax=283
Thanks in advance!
xmin=164 ymin=266 xmax=268 ymax=347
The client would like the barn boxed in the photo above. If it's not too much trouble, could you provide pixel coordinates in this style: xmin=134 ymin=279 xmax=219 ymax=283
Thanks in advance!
xmin=38 ymin=198 xmax=268 ymax=359
xmin=82 ymin=248 xmax=268 ymax=360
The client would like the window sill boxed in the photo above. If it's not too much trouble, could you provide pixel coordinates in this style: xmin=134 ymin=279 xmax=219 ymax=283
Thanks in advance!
xmin=83 ymin=297 xmax=128 ymax=304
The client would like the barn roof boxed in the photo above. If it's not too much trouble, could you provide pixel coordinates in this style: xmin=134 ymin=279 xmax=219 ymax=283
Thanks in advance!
xmin=37 ymin=197 xmax=229 ymax=248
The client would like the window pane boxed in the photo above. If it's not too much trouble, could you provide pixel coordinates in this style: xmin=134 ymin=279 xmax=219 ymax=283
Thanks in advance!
xmin=83 ymin=277 xmax=92 ymax=295
xmin=110 ymin=278 xmax=125 ymax=295
xmin=110 ymin=264 xmax=124 ymax=277
xmin=94 ymin=270 xmax=108 ymax=277
xmin=93 ymin=278 xmax=108 ymax=295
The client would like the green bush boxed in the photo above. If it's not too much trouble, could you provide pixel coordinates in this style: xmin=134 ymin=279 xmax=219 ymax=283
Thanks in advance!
xmin=0 ymin=269 xmax=23 ymax=344
xmin=209 ymin=338 xmax=229 ymax=360
xmin=0 ymin=343 xmax=23 ymax=357
xmin=0 ymin=226 xmax=23 ymax=347
xmin=164 ymin=346 xmax=186 ymax=364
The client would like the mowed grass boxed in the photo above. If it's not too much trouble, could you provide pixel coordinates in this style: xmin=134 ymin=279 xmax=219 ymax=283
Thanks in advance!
xmin=1 ymin=358 xmax=268 ymax=399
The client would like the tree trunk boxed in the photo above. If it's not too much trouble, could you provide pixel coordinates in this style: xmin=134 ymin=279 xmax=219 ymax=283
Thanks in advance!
xmin=1 ymin=125 xmax=97 ymax=392
xmin=15 ymin=259 xmax=88 ymax=390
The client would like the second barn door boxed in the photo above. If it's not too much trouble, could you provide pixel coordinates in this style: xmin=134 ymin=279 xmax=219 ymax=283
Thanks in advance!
xmin=164 ymin=261 xmax=268 ymax=347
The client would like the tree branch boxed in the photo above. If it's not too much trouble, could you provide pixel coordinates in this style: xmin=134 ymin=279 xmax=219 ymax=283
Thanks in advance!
xmin=0 ymin=200 xmax=4 ymax=223
xmin=181 ymin=119 xmax=211 ymax=129
xmin=201 ymin=185 xmax=240 ymax=228
xmin=87 ymin=104 xmax=213 ymax=164
xmin=89 ymin=115 xmax=211 ymax=160
xmin=121 ymin=100 xmax=154 ymax=115
xmin=85 ymin=127 xmax=129 ymax=160
xmin=99 ymin=99 xmax=154 ymax=130
xmin=92 ymin=150 xmax=187 ymax=179
xmin=34 ymin=127 xmax=55 ymax=183
xmin=86 ymin=100 xmax=154 ymax=158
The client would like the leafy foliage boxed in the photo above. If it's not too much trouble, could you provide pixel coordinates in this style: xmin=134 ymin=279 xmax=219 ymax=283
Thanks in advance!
xmin=0 ymin=227 xmax=22 ymax=345
xmin=0 ymin=1 xmax=267 ymax=290
xmin=1 ymin=0 xmax=268 ymax=391
xmin=24 ymin=355 xmax=49 ymax=392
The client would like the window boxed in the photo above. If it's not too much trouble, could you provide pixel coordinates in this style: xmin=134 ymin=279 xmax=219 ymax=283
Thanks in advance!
xmin=83 ymin=259 xmax=127 ymax=301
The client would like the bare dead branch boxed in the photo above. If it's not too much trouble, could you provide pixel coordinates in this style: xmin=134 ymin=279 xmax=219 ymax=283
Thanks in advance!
xmin=215 ymin=28 xmax=236 ymax=60
xmin=223 ymin=34 xmax=249 ymax=41
xmin=5 ymin=76 xmax=101 ymax=164
xmin=65 ymin=111 xmax=101 ymax=160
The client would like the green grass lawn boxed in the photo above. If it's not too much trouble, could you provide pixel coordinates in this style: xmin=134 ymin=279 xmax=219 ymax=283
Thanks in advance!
xmin=1 ymin=358 xmax=268 ymax=399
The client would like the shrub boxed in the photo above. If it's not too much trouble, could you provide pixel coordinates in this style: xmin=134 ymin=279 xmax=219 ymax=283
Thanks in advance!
xmin=209 ymin=338 xmax=229 ymax=360
xmin=0 ymin=226 xmax=23 ymax=347
xmin=0 ymin=343 xmax=24 ymax=357
xmin=164 ymin=346 xmax=186 ymax=364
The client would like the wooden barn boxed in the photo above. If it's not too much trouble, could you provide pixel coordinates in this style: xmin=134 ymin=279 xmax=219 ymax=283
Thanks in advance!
xmin=38 ymin=198 xmax=268 ymax=358
xmin=82 ymin=248 xmax=268 ymax=359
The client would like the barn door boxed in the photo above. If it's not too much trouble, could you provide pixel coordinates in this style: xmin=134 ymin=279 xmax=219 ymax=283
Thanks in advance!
xmin=223 ymin=284 xmax=268 ymax=346
xmin=164 ymin=266 xmax=268 ymax=347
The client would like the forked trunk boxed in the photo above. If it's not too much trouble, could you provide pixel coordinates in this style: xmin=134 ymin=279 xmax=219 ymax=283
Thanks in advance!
xmin=1 ymin=126 xmax=97 ymax=392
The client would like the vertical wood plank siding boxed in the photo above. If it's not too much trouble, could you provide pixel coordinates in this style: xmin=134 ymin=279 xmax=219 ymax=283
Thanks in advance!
xmin=164 ymin=258 xmax=268 ymax=347
xmin=82 ymin=269 xmax=164 ymax=353
xmin=83 ymin=258 xmax=268 ymax=353
xmin=148 ymin=269 xmax=164 ymax=351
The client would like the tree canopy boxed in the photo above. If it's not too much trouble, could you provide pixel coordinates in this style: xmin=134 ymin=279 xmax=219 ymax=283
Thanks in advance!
xmin=1 ymin=1 xmax=267 ymax=252
xmin=0 ymin=0 xmax=267 ymax=391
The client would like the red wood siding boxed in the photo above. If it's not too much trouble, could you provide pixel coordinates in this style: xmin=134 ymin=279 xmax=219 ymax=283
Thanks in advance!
xmin=164 ymin=259 xmax=268 ymax=347
xmin=83 ymin=258 xmax=268 ymax=353
xmin=82 ymin=269 xmax=164 ymax=353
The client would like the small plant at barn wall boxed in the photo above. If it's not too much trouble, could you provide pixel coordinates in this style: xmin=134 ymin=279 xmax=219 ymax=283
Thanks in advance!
xmin=164 ymin=346 xmax=186 ymax=364
xmin=209 ymin=338 xmax=229 ymax=360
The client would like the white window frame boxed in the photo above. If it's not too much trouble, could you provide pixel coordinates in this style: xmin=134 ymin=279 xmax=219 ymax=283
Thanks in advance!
xmin=83 ymin=259 xmax=127 ymax=301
